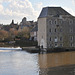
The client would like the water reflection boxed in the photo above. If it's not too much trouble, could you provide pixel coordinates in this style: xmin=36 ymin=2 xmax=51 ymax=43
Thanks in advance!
xmin=38 ymin=51 xmax=75 ymax=75
xmin=38 ymin=52 xmax=75 ymax=68
xmin=0 ymin=48 xmax=75 ymax=75
xmin=0 ymin=50 xmax=39 ymax=75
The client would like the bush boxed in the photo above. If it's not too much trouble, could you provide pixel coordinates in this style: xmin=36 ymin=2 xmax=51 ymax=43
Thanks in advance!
xmin=15 ymin=40 xmax=38 ymax=47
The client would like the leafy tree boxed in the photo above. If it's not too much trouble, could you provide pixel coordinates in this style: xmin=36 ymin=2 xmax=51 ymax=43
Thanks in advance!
xmin=9 ymin=28 xmax=18 ymax=39
xmin=17 ymin=27 xmax=30 ymax=39
xmin=0 ymin=30 xmax=9 ymax=41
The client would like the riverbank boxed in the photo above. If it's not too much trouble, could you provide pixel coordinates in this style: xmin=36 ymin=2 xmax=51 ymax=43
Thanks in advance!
xmin=22 ymin=47 xmax=75 ymax=53
xmin=0 ymin=43 xmax=15 ymax=47
xmin=0 ymin=45 xmax=75 ymax=53
xmin=22 ymin=46 xmax=40 ymax=53
xmin=0 ymin=42 xmax=75 ymax=53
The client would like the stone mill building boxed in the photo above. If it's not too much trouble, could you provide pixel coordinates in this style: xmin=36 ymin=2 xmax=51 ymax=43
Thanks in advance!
xmin=37 ymin=7 xmax=75 ymax=49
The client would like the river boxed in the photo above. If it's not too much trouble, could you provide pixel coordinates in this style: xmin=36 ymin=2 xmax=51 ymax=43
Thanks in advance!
xmin=0 ymin=48 xmax=75 ymax=75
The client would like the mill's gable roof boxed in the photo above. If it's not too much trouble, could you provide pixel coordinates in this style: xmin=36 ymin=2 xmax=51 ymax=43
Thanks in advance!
xmin=39 ymin=7 xmax=71 ymax=18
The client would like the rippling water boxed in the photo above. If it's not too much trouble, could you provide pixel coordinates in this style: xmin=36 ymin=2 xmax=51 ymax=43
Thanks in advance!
xmin=0 ymin=50 xmax=39 ymax=75
xmin=0 ymin=48 xmax=75 ymax=75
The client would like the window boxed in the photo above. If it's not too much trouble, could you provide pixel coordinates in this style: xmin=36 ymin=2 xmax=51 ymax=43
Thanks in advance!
xmin=70 ymin=36 xmax=73 ymax=41
xmin=55 ymin=20 xmax=57 ymax=24
xmin=55 ymin=43 xmax=58 ymax=47
xmin=55 ymin=29 xmax=56 ymax=32
xmin=60 ymin=28 xmax=62 ymax=32
xmin=71 ymin=43 xmax=73 ymax=47
xmin=55 ymin=37 xmax=58 ymax=42
xmin=49 ymin=29 xmax=51 ymax=32
xmin=69 ymin=20 xmax=73 ymax=24
xmin=50 ymin=37 xmax=51 ymax=41
xmin=60 ymin=44 xmax=63 ymax=47
xmin=60 ymin=37 xmax=62 ymax=41
xmin=70 ymin=28 xmax=73 ymax=33
xmin=49 ymin=44 xmax=52 ymax=47
xmin=49 ymin=20 xmax=52 ymax=25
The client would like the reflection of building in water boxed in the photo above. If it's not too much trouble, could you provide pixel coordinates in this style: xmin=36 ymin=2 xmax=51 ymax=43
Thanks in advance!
xmin=37 ymin=7 xmax=75 ymax=49
xmin=39 ymin=64 xmax=75 ymax=75
xmin=38 ymin=52 xmax=75 ymax=75
xmin=38 ymin=52 xmax=75 ymax=68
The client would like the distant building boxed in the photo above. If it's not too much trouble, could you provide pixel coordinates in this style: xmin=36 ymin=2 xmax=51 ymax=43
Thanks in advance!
xmin=20 ymin=17 xmax=27 ymax=25
xmin=20 ymin=17 xmax=35 ymax=26
xmin=10 ymin=20 xmax=18 ymax=26
xmin=37 ymin=7 xmax=75 ymax=49
xmin=19 ymin=17 xmax=37 ymax=32
xmin=30 ymin=25 xmax=38 ymax=41
xmin=10 ymin=20 xmax=19 ymax=30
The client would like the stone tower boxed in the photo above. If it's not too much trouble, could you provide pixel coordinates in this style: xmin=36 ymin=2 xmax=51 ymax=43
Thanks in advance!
xmin=37 ymin=7 xmax=75 ymax=49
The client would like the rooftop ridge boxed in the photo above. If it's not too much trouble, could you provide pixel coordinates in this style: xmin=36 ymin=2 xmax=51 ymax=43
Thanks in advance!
xmin=38 ymin=7 xmax=72 ymax=18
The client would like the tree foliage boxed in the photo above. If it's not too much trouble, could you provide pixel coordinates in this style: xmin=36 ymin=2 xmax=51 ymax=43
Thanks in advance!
xmin=0 ymin=26 xmax=30 ymax=41
xmin=0 ymin=30 xmax=9 ymax=40
xmin=17 ymin=27 xmax=30 ymax=39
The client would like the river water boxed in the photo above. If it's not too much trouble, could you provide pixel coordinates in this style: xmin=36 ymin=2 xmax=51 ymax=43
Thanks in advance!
xmin=0 ymin=48 xmax=75 ymax=75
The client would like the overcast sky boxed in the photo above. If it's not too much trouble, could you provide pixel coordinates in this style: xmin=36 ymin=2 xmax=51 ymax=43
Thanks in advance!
xmin=0 ymin=0 xmax=75 ymax=24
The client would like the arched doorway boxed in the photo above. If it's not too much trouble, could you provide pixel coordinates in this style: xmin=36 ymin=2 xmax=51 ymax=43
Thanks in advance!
xmin=40 ymin=39 xmax=45 ymax=48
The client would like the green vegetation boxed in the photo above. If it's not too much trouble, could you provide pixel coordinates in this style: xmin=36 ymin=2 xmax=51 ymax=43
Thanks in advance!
xmin=15 ymin=40 xmax=38 ymax=47
xmin=0 ymin=27 xmax=30 ymax=41
xmin=0 ymin=26 xmax=37 ymax=47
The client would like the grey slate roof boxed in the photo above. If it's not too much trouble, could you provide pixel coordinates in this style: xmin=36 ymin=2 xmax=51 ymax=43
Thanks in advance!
xmin=38 ymin=7 xmax=71 ymax=18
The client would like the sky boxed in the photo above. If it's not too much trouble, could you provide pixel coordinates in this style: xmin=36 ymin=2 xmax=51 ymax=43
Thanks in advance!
xmin=0 ymin=0 xmax=75 ymax=24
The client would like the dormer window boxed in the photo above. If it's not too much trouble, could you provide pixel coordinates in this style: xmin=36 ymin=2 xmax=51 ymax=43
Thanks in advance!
xmin=54 ymin=20 xmax=57 ymax=24
xmin=55 ymin=21 xmax=57 ymax=24
xmin=49 ymin=20 xmax=52 ymax=25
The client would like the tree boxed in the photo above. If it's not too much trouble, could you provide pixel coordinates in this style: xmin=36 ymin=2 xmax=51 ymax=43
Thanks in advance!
xmin=17 ymin=27 xmax=30 ymax=39
xmin=0 ymin=30 xmax=9 ymax=41
xmin=9 ymin=28 xmax=18 ymax=39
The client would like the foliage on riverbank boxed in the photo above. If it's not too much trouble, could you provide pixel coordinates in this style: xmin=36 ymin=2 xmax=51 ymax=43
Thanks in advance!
xmin=0 ymin=27 xmax=30 ymax=41
xmin=15 ymin=40 xmax=38 ymax=47
xmin=0 ymin=39 xmax=38 ymax=47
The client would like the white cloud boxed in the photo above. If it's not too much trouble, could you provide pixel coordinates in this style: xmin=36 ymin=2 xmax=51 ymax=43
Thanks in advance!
xmin=35 ymin=2 xmax=43 ymax=10
xmin=49 ymin=4 xmax=60 ymax=7
xmin=0 ymin=0 xmax=42 ymax=24
xmin=0 ymin=4 xmax=3 ymax=11
xmin=1 ymin=0 xmax=75 ymax=24
xmin=72 ymin=0 xmax=75 ymax=5
xmin=0 ymin=0 xmax=11 ymax=3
